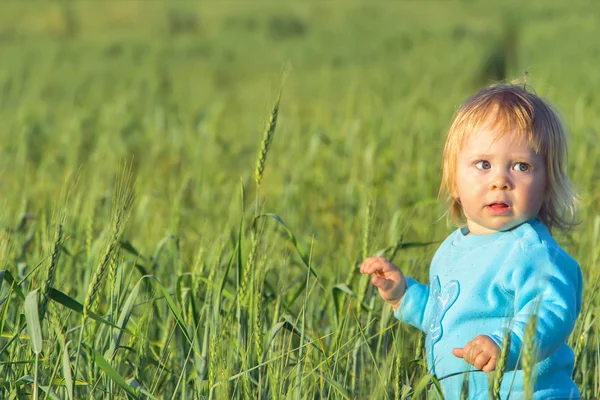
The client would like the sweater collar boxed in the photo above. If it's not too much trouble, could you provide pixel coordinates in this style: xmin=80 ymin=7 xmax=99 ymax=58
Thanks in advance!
xmin=451 ymin=218 xmax=540 ymax=250
xmin=452 ymin=227 xmax=507 ymax=250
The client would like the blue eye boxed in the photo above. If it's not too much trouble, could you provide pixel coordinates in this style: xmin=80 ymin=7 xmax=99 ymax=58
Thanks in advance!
xmin=475 ymin=160 xmax=491 ymax=170
xmin=513 ymin=163 xmax=530 ymax=172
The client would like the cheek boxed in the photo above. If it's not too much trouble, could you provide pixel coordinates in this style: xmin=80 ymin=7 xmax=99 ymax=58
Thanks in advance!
xmin=522 ymin=174 xmax=546 ymax=209
xmin=454 ymin=166 xmax=470 ymax=197
xmin=454 ymin=178 xmax=466 ymax=200
xmin=456 ymin=169 xmax=480 ymax=195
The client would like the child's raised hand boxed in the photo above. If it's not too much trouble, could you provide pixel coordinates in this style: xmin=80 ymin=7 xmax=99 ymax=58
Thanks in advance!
xmin=359 ymin=256 xmax=407 ymax=311
xmin=452 ymin=335 xmax=499 ymax=372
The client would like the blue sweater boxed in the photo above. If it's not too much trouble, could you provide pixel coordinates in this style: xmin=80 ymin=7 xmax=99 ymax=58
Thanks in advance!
xmin=395 ymin=219 xmax=582 ymax=399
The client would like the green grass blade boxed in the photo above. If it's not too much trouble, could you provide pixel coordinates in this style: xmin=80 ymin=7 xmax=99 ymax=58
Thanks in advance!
xmin=16 ymin=376 xmax=61 ymax=400
xmin=280 ymin=315 xmax=325 ymax=356
xmin=0 ymin=359 xmax=36 ymax=365
xmin=62 ymin=339 xmax=74 ymax=400
xmin=120 ymin=239 xmax=146 ymax=260
xmin=85 ymin=344 xmax=145 ymax=400
xmin=237 ymin=179 xmax=245 ymax=291
xmin=253 ymin=214 xmax=316 ymax=277
xmin=307 ymin=368 xmax=350 ymax=399
xmin=47 ymin=288 xmax=133 ymax=333
xmin=147 ymin=276 xmax=195 ymax=347
xmin=24 ymin=289 xmax=42 ymax=354
xmin=262 ymin=321 xmax=286 ymax=361
xmin=0 ymin=270 xmax=26 ymax=300
xmin=411 ymin=374 xmax=435 ymax=398
xmin=106 ymin=277 xmax=144 ymax=360
xmin=215 ymin=241 xmax=239 ymax=313
xmin=0 ymin=281 xmax=13 ymax=339
xmin=333 ymin=283 xmax=375 ymax=313
xmin=125 ymin=275 xmax=201 ymax=359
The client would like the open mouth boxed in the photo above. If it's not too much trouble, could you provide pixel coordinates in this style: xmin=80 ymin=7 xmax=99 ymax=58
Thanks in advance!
xmin=487 ymin=202 xmax=511 ymax=215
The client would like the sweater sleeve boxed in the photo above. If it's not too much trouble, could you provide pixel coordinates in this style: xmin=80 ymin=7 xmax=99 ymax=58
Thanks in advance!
xmin=393 ymin=277 xmax=430 ymax=332
xmin=488 ymin=243 xmax=582 ymax=370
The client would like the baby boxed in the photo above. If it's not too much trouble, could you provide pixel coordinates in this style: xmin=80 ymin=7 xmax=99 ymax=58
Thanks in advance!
xmin=361 ymin=84 xmax=582 ymax=399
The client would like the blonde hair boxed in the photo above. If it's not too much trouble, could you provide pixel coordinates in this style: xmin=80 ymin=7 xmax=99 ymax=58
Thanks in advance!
xmin=439 ymin=83 xmax=577 ymax=232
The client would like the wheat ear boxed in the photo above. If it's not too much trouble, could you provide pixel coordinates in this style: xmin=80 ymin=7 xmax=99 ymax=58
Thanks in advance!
xmin=73 ymin=164 xmax=135 ymax=391
xmin=522 ymin=314 xmax=539 ymax=400
xmin=255 ymin=92 xmax=281 ymax=188
xmin=492 ymin=326 xmax=511 ymax=399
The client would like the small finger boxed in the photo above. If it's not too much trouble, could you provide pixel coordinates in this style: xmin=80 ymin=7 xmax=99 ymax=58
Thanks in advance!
xmin=462 ymin=342 xmax=472 ymax=361
xmin=359 ymin=258 xmax=377 ymax=274
xmin=464 ymin=346 xmax=483 ymax=365
xmin=452 ymin=348 xmax=464 ymax=358
xmin=481 ymin=357 xmax=497 ymax=372
xmin=473 ymin=352 xmax=491 ymax=370
xmin=372 ymin=275 xmax=393 ymax=291
xmin=360 ymin=257 xmax=387 ymax=274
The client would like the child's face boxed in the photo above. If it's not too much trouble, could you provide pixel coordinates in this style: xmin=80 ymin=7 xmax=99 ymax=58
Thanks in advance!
xmin=455 ymin=126 xmax=546 ymax=234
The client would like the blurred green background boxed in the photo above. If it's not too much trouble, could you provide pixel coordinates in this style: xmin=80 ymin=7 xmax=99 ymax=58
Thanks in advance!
xmin=1 ymin=1 xmax=599 ymax=242
xmin=0 ymin=1 xmax=599 ymax=398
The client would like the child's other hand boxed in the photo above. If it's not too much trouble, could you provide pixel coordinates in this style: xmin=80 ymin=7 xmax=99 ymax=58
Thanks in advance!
xmin=359 ymin=256 xmax=407 ymax=311
xmin=452 ymin=335 xmax=499 ymax=372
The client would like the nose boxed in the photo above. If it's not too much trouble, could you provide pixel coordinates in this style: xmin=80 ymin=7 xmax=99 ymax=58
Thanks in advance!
xmin=489 ymin=171 xmax=513 ymax=191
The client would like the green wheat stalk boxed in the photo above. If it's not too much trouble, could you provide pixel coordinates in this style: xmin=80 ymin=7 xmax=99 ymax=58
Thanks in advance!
xmin=255 ymin=261 xmax=266 ymax=398
xmin=460 ymin=373 xmax=469 ymax=399
xmin=239 ymin=237 xmax=258 ymax=309
xmin=352 ymin=199 xmax=373 ymax=394
xmin=40 ymin=173 xmax=76 ymax=324
xmin=40 ymin=223 xmax=63 ymax=322
xmin=522 ymin=314 xmax=539 ymax=400
xmin=239 ymin=237 xmax=259 ymax=399
xmin=414 ymin=331 xmax=424 ymax=362
xmin=83 ymin=181 xmax=134 ymax=319
xmin=492 ymin=326 xmax=511 ymax=399
xmin=356 ymin=198 xmax=373 ymax=313
xmin=394 ymin=324 xmax=403 ymax=400
xmin=254 ymin=263 xmax=266 ymax=362
xmin=573 ymin=331 xmax=586 ymax=374
xmin=85 ymin=212 xmax=94 ymax=261
xmin=255 ymin=92 xmax=281 ymax=189
xmin=268 ymin=297 xmax=282 ymax=400
xmin=73 ymin=164 xmax=135 ymax=394
xmin=108 ymin=252 xmax=120 ymax=320
xmin=208 ymin=319 xmax=218 ymax=398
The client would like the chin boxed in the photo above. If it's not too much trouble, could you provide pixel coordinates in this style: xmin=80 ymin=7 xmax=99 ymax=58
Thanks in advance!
xmin=471 ymin=220 xmax=520 ymax=234
xmin=494 ymin=220 xmax=526 ymax=232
